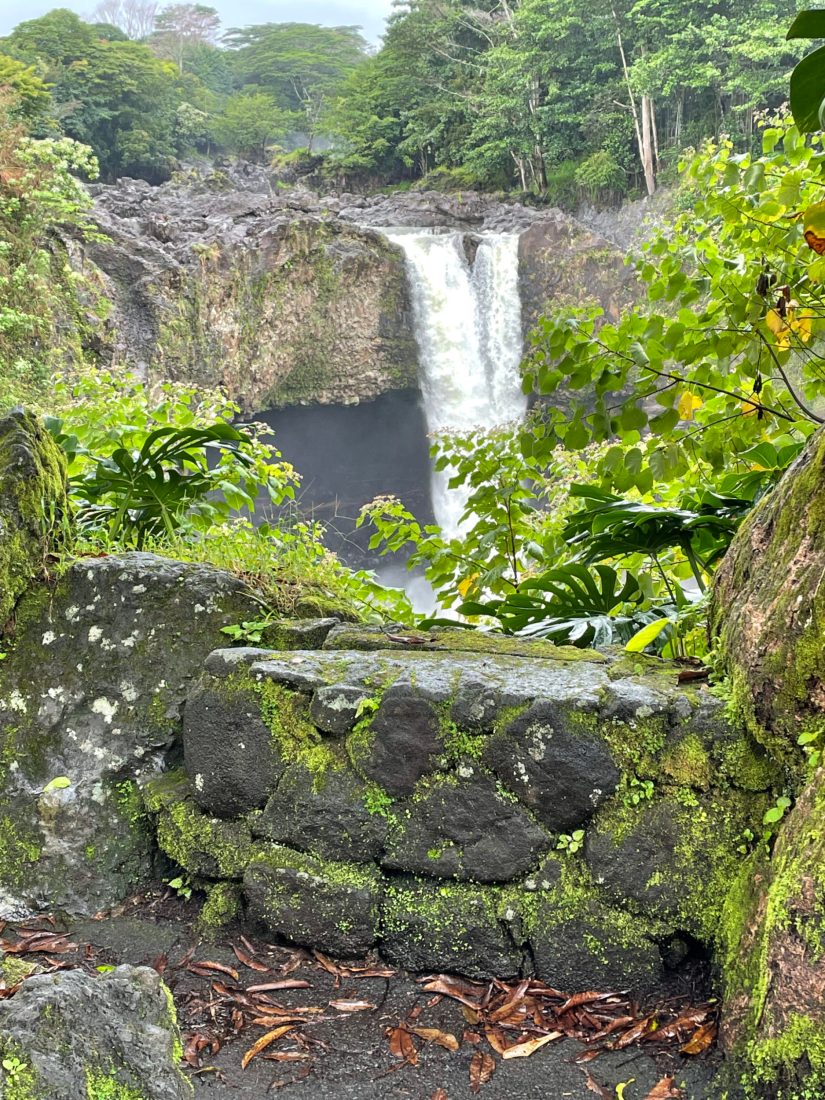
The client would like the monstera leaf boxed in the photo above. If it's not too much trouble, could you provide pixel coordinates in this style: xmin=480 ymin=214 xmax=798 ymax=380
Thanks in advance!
xmin=788 ymin=11 xmax=825 ymax=133
xmin=444 ymin=563 xmax=650 ymax=647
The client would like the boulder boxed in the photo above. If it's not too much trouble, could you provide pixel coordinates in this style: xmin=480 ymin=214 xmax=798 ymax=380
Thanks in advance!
xmin=0 ymin=965 xmax=191 ymax=1099
xmin=0 ymin=554 xmax=261 ymax=916
xmin=711 ymin=427 xmax=825 ymax=767
xmin=0 ymin=409 xmax=68 ymax=629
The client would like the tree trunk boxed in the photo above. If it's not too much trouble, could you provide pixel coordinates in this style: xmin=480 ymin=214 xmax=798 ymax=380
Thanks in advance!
xmin=640 ymin=94 xmax=656 ymax=197
xmin=611 ymin=5 xmax=655 ymax=196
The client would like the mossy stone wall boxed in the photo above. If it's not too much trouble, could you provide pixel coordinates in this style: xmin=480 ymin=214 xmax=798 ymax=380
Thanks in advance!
xmin=151 ymin=637 xmax=771 ymax=994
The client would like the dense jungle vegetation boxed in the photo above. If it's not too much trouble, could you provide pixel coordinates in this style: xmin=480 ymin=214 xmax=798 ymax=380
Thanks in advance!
xmin=0 ymin=0 xmax=807 ymax=199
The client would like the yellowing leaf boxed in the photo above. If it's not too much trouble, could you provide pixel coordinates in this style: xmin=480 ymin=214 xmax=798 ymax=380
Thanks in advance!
xmin=804 ymin=200 xmax=825 ymax=253
xmin=458 ymin=573 xmax=479 ymax=598
xmin=765 ymin=307 xmax=785 ymax=335
xmin=43 ymin=776 xmax=71 ymax=792
xmin=794 ymin=308 xmax=814 ymax=342
xmin=625 ymin=617 xmax=670 ymax=653
xmin=677 ymin=392 xmax=702 ymax=420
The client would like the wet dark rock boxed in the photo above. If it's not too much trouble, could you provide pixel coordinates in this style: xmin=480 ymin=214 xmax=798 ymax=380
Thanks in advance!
xmin=482 ymin=701 xmax=620 ymax=831
xmin=0 ymin=964 xmax=190 ymax=1099
xmin=309 ymin=684 xmax=370 ymax=735
xmin=244 ymin=849 xmax=381 ymax=957
xmin=380 ymin=879 xmax=522 ymax=980
xmin=530 ymin=898 xmax=665 ymax=995
xmin=253 ymin=763 xmax=388 ymax=862
xmin=381 ymin=771 xmax=550 ymax=881
xmin=183 ymin=675 xmax=285 ymax=817
xmin=353 ymin=684 xmax=442 ymax=797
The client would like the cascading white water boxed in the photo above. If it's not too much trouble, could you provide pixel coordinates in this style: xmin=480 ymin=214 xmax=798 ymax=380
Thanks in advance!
xmin=382 ymin=228 xmax=526 ymax=538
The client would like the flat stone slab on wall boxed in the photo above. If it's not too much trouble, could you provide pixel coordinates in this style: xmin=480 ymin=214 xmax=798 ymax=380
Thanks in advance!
xmin=154 ymin=642 xmax=776 ymax=992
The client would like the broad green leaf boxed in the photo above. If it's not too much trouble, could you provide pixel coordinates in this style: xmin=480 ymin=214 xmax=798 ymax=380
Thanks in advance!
xmin=625 ymin=617 xmax=671 ymax=652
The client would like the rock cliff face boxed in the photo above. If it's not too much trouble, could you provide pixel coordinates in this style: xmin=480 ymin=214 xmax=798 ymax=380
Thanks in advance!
xmin=77 ymin=166 xmax=633 ymax=411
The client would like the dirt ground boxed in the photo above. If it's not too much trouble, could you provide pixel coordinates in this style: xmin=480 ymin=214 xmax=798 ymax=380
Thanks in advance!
xmin=3 ymin=886 xmax=730 ymax=1100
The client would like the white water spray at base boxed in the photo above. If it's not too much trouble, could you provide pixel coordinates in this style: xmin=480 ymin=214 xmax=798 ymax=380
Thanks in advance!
xmin=383 ymin=228 xmax=526 ymax=539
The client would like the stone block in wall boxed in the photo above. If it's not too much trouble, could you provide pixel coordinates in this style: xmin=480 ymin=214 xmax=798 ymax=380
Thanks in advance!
xmin=309 ymin=683 xmax=371 ymax=734
xmin=380 ymin=878 xmax=523 ymax=980
xmin=253 ymin=762 xmax=388 ymax=862
xmin=244 ymin=847 xmax=381 ymax=957
xmin=381 ymin=771 xmax=550 ymax=882
xmin=585 ymin=788 xmax=769 ymax=942
xmin=482 ymin=700 xmax=621 ymax=832
xmin=352 ymin=683 xmax=443 ymax=798
xmin=183 ymin=676 xmax=287 ymax=818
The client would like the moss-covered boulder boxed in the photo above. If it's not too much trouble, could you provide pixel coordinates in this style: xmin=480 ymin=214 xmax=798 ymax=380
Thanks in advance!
xmin=0 ymin=409 xmax=68 ymax=630
xmin=0 ymin=965 xmax=191 ymax=1099
xmin=0 ymin=554 xmax=261 ymax=917
xmin=719 ymin=768 xmax=825 ymax=1098
xmin=711 ymin=428 xmax=825 ymax=767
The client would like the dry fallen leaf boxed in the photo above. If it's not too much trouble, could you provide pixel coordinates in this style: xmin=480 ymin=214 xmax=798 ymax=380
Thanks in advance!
xmin=189 ymin=961 xmax=240 ymax=982
xmin=246 ymin=980 xmax=311 ymax=992
xmin=408 ymin=1026 xmax=460 ymax=1051
xmin=241 ymin=1025 xmax=296 ymax=1069
xmin=329 ymin=999 xmax=377 ymax=1013
xmin=430 ymin=1091 xmax=448 ymax=1100
xmin=388 ymin=1025 xmax=418 ymax=1065
xmin=681 ymin=1021 xmax=717 ymax=1055
xmin=582 ymin=1069 xmax=614 ymax=1099
xmin=469 ymin=1051 xmax=496 ymax=1094
xmin=250 ymin=1015 xmax=311 ymax=1028
xmin=500 ymin=1032 xmax=562 ymax=1059
xmin=231 ymin=944 xmax=271 ymax=973
xmin=644 ymin=1076 xmax=684 ymax=1099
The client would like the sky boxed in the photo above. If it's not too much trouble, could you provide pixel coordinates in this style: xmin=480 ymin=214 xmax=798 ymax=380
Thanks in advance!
xmin=0 ymin=0 xmax=394 ymax=43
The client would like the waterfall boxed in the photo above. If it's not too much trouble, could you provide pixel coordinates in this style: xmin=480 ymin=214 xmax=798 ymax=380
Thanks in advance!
xmin=382 ymin=228 xmax=526 ymax=539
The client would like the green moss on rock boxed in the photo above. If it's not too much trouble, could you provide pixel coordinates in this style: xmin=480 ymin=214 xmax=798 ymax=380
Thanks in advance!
xmin=0 ymin=409 xmax=69 ymax=631
xmin=711 ymin=428 xmax=825 ymax=768
xmin=150 ymin=780 xmax=261 ymax=880
xmin=199 ymin=881 xmax=241 ymax=933
xmin=719 ymin=772 xmax=825 ymax=1098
